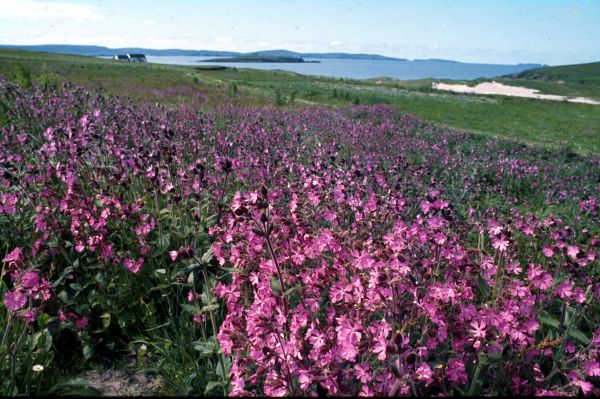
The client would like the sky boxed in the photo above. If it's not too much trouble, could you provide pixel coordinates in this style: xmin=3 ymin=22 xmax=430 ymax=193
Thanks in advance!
xmin=0 ymin=0 xmax=599 ymax=65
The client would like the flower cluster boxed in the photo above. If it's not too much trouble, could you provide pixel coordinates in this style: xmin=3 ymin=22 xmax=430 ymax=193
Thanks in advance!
xmin=2 ymin=247 xmax=52 ymax=323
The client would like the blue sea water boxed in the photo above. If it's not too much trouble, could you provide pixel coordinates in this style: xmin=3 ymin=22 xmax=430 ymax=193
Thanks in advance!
xmin=137 ymin=56 xmax=539 ymax=80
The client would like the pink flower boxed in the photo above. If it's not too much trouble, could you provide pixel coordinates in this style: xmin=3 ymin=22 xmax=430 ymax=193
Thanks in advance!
xmin=567 ymin=245 xmax=580 ymax=260
xmin=124 ymin=257 xmax=144 ymax=273
xmin=584 ymin=360 xmax=600 ymax=377
xmin=433 ymin=232 xmax=447 ymax=245
xmin=169 ymin=251 xmax=178 ymax=261
xmin=297 ymin=370 xmax=313 ymax=391
xmin=415 ymin=363 xmax=432 ymax=384
xmin=4 ymin=290 xmax=27 ymax=311
xmin=492 ymin=235 xmax=509 ymax=252
xmin=21 ymin=309 xmax=36 ymax=324
xmin=468 ymin=320 xmax=487 ymax=339
xmin=571 ymin=379 xmax=593 ymax=395
xmin=353 ymin=250 xmax=375 ymax=270
xmin=21 ymin=272 xmax=39 ymax=288
xmin=527 ymin=264 xmax=553 ymax=290
xmin=506 ymin=261 xmax=522 ymax=275
xmin=487 ymin=219 xmax=503 ymax=236
xmin=74 ymin=242 xmax=85 ymax=253
xmin=291 ymin=252 xmax=305 ymax=265
xmin=446 ymin=358 xmax=468 ymax=385
xmin=75 ymin=316 xmax=89 ymax=330
xmin=2 ymin=247 xmax=23 ymax=264
xmin=555 ymin=281 xmax=573 ymax=299
xmin=542 ymin=246 xmax=554 ymax=258
xmin=354 ymin=363 xmax=373 ymax=384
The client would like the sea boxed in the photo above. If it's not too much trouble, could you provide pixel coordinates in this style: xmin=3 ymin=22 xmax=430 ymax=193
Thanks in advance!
xmin=133 ymin=56 xmax=540 ymax=80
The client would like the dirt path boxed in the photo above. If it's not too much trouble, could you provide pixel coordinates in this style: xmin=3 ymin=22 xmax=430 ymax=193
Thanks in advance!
xmin=432 ymin=81 xmax=600 ymax=105
xmin=85 ymin=368 xmax=163 ymax=396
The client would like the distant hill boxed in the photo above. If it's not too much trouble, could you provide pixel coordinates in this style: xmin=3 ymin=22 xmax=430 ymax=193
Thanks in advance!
xmin=204 ymin=55 xmax=318 ymax=63
xmin=0 ymin=44 xmax=238 ymax=57
xmin=247 ymin=49 xmax=404 ymax=61
xmin=506 ymin=61 xmax=600 ymax=85
xmin=0 ymin=44 xmax=404 ymax=61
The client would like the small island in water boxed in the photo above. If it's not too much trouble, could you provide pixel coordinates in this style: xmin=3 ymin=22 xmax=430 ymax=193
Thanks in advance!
xmin=203 ymin=55 xmax=320 ymax=63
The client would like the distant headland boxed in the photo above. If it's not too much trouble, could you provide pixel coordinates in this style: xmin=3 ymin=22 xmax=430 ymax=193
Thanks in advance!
xmin=203 ymin=55 xmax=320 ymax=63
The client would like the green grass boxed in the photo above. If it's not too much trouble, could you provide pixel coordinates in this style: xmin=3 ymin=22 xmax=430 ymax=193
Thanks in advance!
xmin=1 ymin=48 xmax=599 ymax=154
xmin=509 ymin=61 xmax=600 ymax=84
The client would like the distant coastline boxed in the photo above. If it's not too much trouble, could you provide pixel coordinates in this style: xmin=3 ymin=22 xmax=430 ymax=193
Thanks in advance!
xmin=0 ymin=44 xmax=403 ymax=61
xmin=203 ymin=55 xmax=320 ymax=63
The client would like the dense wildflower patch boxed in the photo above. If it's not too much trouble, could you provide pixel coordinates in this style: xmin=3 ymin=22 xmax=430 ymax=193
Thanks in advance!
xmin=0 ymin=78 xmax=599 ymax=395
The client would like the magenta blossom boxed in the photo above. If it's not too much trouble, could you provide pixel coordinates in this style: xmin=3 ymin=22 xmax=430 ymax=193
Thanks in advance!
xmin=123 ymin=257 xmax=144 ymax=273
xmin=4 ymin=290 xmax=27 ymax=311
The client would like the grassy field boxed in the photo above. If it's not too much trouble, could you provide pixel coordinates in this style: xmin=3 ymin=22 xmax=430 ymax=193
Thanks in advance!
xmin=0 ymin=49 xmax=599 ymax=153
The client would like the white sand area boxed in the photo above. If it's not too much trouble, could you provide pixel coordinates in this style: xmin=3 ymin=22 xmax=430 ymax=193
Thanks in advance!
xmin=432 ymin=81 xmax=600 ymax=105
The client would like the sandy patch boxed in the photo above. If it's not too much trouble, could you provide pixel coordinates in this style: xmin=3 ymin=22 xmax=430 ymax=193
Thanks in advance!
xmin=85 ymin=368 xmax=163 ymax=396
xmin=432 ymin=81 xmax=600 ymax=105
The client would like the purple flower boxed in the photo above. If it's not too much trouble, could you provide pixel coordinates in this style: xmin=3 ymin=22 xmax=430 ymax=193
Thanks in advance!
xmin=584 ymin=360 xmax=600 ymax=377
xmin=446 ymin=358 xmax=468 ymax=385
xmin=4 ymin=290 xmax=27 ymax=311
xmin=123 ymin=257 xmax=144 ymax=273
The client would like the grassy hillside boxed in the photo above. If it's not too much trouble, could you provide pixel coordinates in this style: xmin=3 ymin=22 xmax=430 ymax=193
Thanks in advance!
xmin=510 ymin=61 xmax=600 ymax=84
xmin=495 ymin=61 xmax=600 ymax=100
xmin=1 ymin=49 xmax=599 ymax=153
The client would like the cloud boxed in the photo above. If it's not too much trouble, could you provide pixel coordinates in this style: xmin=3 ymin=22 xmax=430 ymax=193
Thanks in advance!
xmin=0 ymin=0 xmax=104 ymax=22
xmin=214 ymin=36 xmax=233 ymax=44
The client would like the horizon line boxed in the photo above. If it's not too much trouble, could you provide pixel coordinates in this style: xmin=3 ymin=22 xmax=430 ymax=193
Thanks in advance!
xmin=0 ymin=43 xmax=562 ymax=66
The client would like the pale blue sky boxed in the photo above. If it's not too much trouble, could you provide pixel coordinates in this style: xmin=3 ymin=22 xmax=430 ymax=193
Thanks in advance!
xmin=1 ymin=0 xmax=598 ymax=65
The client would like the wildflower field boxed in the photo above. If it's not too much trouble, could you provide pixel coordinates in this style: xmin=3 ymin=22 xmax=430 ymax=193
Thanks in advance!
xmin=0 ymin=64 xmax=599 ymax=396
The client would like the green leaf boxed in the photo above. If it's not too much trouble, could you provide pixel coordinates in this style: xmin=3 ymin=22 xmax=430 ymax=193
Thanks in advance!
xmin=567 ymin=328 xmax=590 ymax=345
xmin=488 ymin=350 xmax=503 ymax=363
xmin=216 ymin=358 xmax=230 ymax=380
xmin=284 ymin=286 xmax=300 ymax=298
xmin=83 ymin=345 xmax=93 ymax=361
xmin=270 ymin=277 xmax=282 ymax=295
xmin=201 ymin=304 xmax=220 ymax=313
xmin=158 ymin=233 xmax=170 ymax=249
xmin=477 ymin=352 xmax=489 ymax=365
xmin=32 ymin=331 xmax=43 ymax=348
xmin=57 ymin=290 xmax=69 ymax=303
xmin=37 ymin=312 xmax=51 ymax=327
xmin=205 ymin=381 xmax=222 ymax=395
xmin=201 ymin=247 xmax=214 ymax=264
xmin=194 ymin=341 xmax=217 ymax=355
xmin=70 ymin=283 xmax=82 ymax=291
xmin=538 ymin=311 xmax=560 ymax=329
xmin=100 ymin=312 xmax=111 ymax=328
xmin=52 ymin=266 xmax=74 ymax=287
xmin=180 ymin=304 xmax=198 ymax=314
xmin=46 ymin=378 xmax=101 ymax=396
xmin=477 ymin=275 xmax=491 ymax=300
